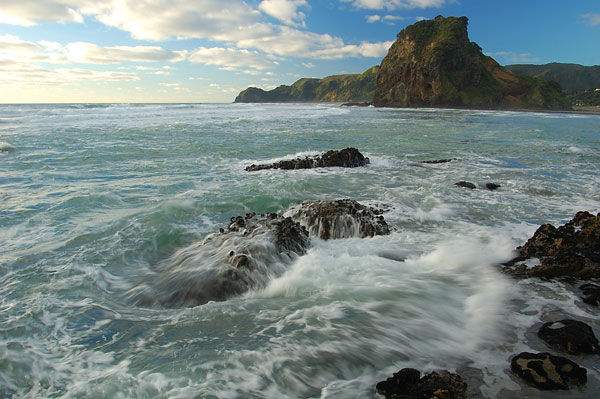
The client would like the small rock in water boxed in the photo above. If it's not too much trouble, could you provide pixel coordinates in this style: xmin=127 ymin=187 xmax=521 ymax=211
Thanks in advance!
xmin=510 ymin=352 xmax=587 ymax=390
xmin=454 ymin=181 xmax=476 ymax=189
xmin=537 ymin=319 xmax=600 ymax=355
xmin=580 ymin=283 xmax=600 ymax=306
xmin=376 ymin=368 xmax=467 ymax=399
xmin=421 ymin=158 xmax=456 ymax=164
xmin=485 ymin=182 xmax=500 ymax=191
xmin=245 ymin=147 xmax=369 ymax=172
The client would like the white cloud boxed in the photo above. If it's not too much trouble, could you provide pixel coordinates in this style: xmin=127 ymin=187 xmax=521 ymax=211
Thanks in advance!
xmin=486 ymin=51 xmax=541 ymax=64
xmin=582 ymin=13 xmax=600 ymax=27
xmin=342 ymin=0 xmax=446 ymax=10
xmin=65 ymin=42 xmax=187 ymax=64
xmin=259 ymin=0 xmax=309 ymax=27
xmin=311 ymin=40 xmax=393 ymax=59
xmin=366 ymin=14 xmax=406 ymax=24
xmin=0 ymin=0 xmax=84 ymax=26
xmin=80 ymin=0 xmax=262 ymax=41
xmin=189 ymin=47 xmax=275 ymax=71
xmin=302 ymin=62 xmax=316 ymax=68
xmin=0 ymin=58 xmax=139 ymax=87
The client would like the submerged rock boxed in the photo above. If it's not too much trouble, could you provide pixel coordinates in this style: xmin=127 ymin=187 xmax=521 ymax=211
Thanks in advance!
xmin=503 ymin=211 xmax=600 ymax=279
xmin=454 ymin=181 xmax=476 ymax=189
xmin=284 ymin=199 xmax=390 ymax=240
xmin=511 ymin=352 xmax=587 ymax=390
xmin=485 ymin=182 xmax=500 ymax=191
xmin=537 ymin=319 xmax=600 ymax=355
xmin=580 ymin=283 xmax=600 ymax=306
xmin=421 ymin=158 xmax=456 ymax=164
xmin=130 ymin=199 xmax=390 ymax=307
xmin=376 ymin=368 xmax=467 ymax=399
xmin=245 ymin=147 xmax=369 ymax=172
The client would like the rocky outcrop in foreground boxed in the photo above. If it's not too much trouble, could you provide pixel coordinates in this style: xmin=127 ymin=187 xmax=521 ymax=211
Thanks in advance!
xmin=376 ymin=368 xmax=467 ymax=399
xmin=245 ymin=147 xmax=369 ymax=172
xmin=503 ymin=211 xmax=600 ymax=279
xmin=284 ymin=199 xmax=389 ymax=240
xmin=538 ymin=319 xmax=599 ymax=355
xmin=131 ymin=199 xmax=389 ymax=307
xmin=511 ymin=352 xmax=587 ymax=390
xmin=373 ymin=16 xmax=569 ymax=110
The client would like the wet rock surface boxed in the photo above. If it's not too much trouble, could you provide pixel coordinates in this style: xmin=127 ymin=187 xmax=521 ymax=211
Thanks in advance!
xmin=245 ymin=147 xmax=369 ymax=172
xmin=580 ymin=283 xmax=600 ymax=306
xmin=454 ymin=181 xmax=476 ymax=189
xmin=421 ymin=158 xmax=456 ymax=164
xmin=503 ymin=211 xmax=600 ymax=279
xmin=537 ymin=319 xmax=600 ymax=355
xmin=376 ymin=368 xmax=467 ymax=399
xmin=132 ymin=199 xmax=389 ymax=307
xmin=284 ymin=199 xmax=390 ymax=240
xmin=510 ymin=352 xmax=587 ymax=390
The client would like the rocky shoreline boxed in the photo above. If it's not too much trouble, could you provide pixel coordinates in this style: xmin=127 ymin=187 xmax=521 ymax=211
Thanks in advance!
xmin=151 ymin=147 xmax=599 ymax=397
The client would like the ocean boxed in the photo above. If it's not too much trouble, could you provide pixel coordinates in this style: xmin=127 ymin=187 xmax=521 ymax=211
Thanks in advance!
xmin=1 ymin=103 xmax=599 ymax=398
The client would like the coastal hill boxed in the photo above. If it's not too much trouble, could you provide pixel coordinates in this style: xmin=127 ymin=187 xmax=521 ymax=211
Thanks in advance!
xmin=373 ymin=16 xmax=568 ymax=110
xmin=234 ymin=66 xmax=378 ymax=103
xmin=505 ymin=63 xmax=600 ymax=92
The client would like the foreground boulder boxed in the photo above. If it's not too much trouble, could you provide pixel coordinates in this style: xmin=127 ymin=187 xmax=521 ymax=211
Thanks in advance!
xmin=130 ymin=199 xmax=389 ymax=307
xmin=376 ymin=368 xmax=467 ymax=399
xmin=538 ymin=319 xmax=600 ymax=355
xmin=511 ymin=352 xmax=587 ymax=390
xmin=284 ymin=199 xmax=390 ymax=240
xmin=503 ymin=211 xmax=600 ymax=279
xmin=245 ymin=147 xmax=369 ymax=172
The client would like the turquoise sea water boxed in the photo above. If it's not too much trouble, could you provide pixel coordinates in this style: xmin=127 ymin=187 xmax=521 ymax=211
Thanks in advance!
xmin=1 ymin=103 xmax=599 ymax=398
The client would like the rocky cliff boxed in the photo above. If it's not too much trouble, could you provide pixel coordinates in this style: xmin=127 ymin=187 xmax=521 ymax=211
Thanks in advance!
xmin=373 ymin=16 xmax=569 ymax=110
xmin=234 ymin=66 xmax=378 ymax=103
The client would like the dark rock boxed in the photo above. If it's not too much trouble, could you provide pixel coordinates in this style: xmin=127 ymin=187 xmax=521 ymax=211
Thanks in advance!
xmin=245 ymin=147 xmax=369 ymax=172
xmin=132 ymin=199 xmax=389 ymax=308
xmin=538 ymin=319 xmax=600 ymax=355
xmin=454 ymin=181 xmax=476 ymax=189
xmin=485 ymin=183 xmax=500 ymax=191
xmin=503 ymin=211 xmax=600 ymax=279
xmin=511 ymin=352 xmax=587 ymax=390
xmin=421 ymin=159 xmax=456 ymax=164
xmin=580 ymin=283 xmax=600 ymax=306
xmin=376 ymin=368 xmax=467 ymax=399
xmin=285 ymin=199 xmax=390 ymax=240
xmin=341 ymin=102 xmax=372 ymax=107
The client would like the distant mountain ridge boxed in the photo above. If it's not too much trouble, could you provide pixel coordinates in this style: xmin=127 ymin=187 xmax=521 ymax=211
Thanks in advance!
xmin=234 ymin=66 xmax=378 ymax=103
xmin=235 ymin=16 xmax=570 ymax=110
xmin=505 ymin=63 xmax=600 ymax=92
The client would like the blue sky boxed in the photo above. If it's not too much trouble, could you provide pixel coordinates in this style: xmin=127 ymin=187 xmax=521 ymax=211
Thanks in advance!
xmin=1 ymin=0 xmax=598 ymax=103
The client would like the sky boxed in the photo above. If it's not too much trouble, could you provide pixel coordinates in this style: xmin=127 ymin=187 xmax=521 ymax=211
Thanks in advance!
xmin=1 ymin=0 xmax=599 ymax=103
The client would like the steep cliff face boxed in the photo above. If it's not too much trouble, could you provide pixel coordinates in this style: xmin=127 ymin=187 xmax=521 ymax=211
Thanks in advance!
xmin=235 ymin=66 xmax=378 ymax=103
xmin=373 ymin=16 xmax=569 ymax=110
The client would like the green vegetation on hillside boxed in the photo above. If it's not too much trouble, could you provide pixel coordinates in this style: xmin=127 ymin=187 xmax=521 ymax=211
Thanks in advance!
xmin=234 ymin=66 xmax=379 ymax=103
xmin=505 ymin=63 xmax=600 ymax=93
xmin=373 ymin=16 xmax=569 ymax=110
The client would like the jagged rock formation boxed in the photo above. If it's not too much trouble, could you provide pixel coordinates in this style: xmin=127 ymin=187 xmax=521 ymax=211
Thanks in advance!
xmin=245 ymin=147 xmax=369 ymax=172
xmin=129 ymin=199 xmax=389 ymax=307
xmin=537 ymin=319 xmax=600 ymax=355
xmin=283 ymin=199 xmax=389 ymax=240
xmin=503 ymin=211 xmax=600 ymax=279
xmin=376 ymin=368 xmax=467 ymax=399
xmin=511 ymin=352 xmax=587 ymax=390
xmin=373 ymin=16 xmax=570 ymax=110
xmin=234 ymin=66 xmax=378 ymax=103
